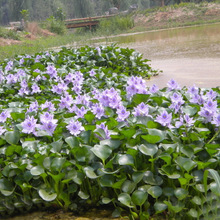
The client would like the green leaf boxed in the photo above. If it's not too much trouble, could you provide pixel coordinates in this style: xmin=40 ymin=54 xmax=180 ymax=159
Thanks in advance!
xmin=188 ymin=209 xmax=199 ymax=218
xmin=100 ymin=139 xmax=121 ymax=150
xmin=84 ymin=166 xmax=98 ymax=179
xmin=78 ymin=191 xmax=89 ymax=200
xmin=30 ymin=165 xmax=44 ymax=176
xmin=175 ymin=156 xmax=197 ymax=172
xmin=174 ymin=188 xmax=188 ymax=200
xmin=5 ymin=130 xmax=20 ymax=145
xmin=191 ymin=196 xmax=202 ymax=205
xmin=139 ymin=144 xmax=158 ymax=157
xmin=65 ymin=136 xmax=79 ymax=148
xmin=182 ymin=106 xmax=198 ymax=116
xmin=0 ymin=179 xmax=14 ymax=196
xmin=50 ymin=157 xmax=66 ymax=172
xmin=122 ymin=180 xmax=136 ymax=194
xmin=144 ymin=171 xmax=163 ymax=186
xmin=131 ymin=190 xmax=148 ymax=206
xmin=147 ymin=186 xmax=162 ymax=198
xmin=164 ymin=200 xmax=184 ymax=213
xmin=154 ymin=202 xmax=167 ymax=214
xmin=120 ymin=129 xmax=136 ymax=139
xmin=204 ymin=169 xmax=220 ymax=196
xmin=51 ymin=139 xmax=63 ymax=153
xmin=142 ymin=134 xmax=160 ymax=144
xmin=100 ymin=175 xmax=115 ymax=187
xmin=163 ymin=187 xmax=174 ymax=197
xmin=91 ymin=144 xmax=112 ymax=163
xmin=148 ymin=129 xmax=166 ymax=141
xmin=132 ymin=172 xmax=144 ymax=184
xmin=118 ymin=193 xmax=134 ymax=208
xmin=38 ymin=189 xmax=57 ymax=201
xmin=102 ymin=197 xmax=112 ymax=204
xmin=118 ymin=154 xmax=134 ymax=166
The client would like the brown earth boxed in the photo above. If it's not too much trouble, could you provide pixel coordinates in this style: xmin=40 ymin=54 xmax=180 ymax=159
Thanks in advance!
xmin=0 ymin=22 xmax=55 ymax=46
xmin=0 ymin=38 xmax=22 ymax=46
xmin=133 ymin=3 xmax=220 ymax=31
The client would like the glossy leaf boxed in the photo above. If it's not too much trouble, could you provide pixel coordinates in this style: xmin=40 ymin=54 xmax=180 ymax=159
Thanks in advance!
xmin=131 ymin=190 xmax=148 ymax=206
xmin=38 ymin=189 xmax=57 ymax=201
xmin=91 ymin=144 xmax=112 ymax=163
xmin=118 ymin=193 xmax=134 ymax=208
xmin=138 ymin=144 xmax=158 ymax=157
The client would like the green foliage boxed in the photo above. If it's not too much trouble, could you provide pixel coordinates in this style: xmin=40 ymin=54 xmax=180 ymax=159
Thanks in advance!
xmin=41 ymin=16 xmax=66 ymax=35
xmin=20 ymin=9 xmax=29 ymax=22
xmin=98 ymin=15 xmax=134 ymax=34
xmin=0 ymin=27 xmax=20 ymax=40
xmin=0 ymin=45 xmax=219 ymax=220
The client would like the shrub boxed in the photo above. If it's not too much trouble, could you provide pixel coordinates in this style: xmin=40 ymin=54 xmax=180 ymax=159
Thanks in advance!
xmin=97 ymin=15 xmax=134 ymax=34
xmin=41 ymin=16 xmax=66 ymax=35
xmin=0 ymin=27 xmax=20 ymax=40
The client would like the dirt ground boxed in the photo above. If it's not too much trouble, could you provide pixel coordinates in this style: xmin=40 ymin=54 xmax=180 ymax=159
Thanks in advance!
xmin=133 ymin=3 xmax=220 ymax=31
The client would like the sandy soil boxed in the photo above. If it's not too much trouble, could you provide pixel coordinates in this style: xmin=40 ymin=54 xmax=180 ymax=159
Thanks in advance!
xmin=133 ymin=3 xmax=220 ymax=31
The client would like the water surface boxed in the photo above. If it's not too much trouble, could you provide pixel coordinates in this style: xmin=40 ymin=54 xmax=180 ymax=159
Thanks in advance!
xmin=97 ymin=23 xmax=220 ymax=88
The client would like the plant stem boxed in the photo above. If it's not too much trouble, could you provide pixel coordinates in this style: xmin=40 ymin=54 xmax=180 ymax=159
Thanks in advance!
xmin=207 ymin=127 xmax=220 ymax=145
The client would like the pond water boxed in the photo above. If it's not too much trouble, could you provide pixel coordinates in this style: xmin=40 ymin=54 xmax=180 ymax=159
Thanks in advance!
xmin=96 ymin=23 xmax=220 ymax=88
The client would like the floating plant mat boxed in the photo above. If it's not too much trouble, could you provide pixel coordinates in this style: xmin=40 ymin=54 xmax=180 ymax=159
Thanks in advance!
xmin=0 ymin=45 xmax=220 ymax=220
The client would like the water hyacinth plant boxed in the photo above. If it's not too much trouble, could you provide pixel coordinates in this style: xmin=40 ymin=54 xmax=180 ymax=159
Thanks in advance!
xmin=0 ymin=45 xmax=219 ymax=219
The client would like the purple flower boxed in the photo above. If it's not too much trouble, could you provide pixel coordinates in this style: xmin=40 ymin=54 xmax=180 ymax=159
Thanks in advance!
xmin=184 ymin=114 xmax=195 ymax=127
xmin=27 ymin=101 xmax=39 ymax=113
xmin=21 ymin=116 xmax=37 ymax=134
xmin=17 ymin=69 xmax=26 ymax=78
xmin=74 ymin=94 xmax=91 ymax=107
xmin=20 ymin=79 xmax=28 ymax=88
xmin=40 ymin=112 xmax=54 ymax=123
xmin=198 ymin=108 xmax=214 ymax=123
xmin=96 ymin=122 xmax=110 ymax=139
xmin=66 ymin=120 xmax=84 ymax=136
xmin=203 ymin=100 xmax=217 ymax=112
xmin=0 ymin=126 xmax=6 ymax=135
xmin=89 ymin=69 xmax=96 ymax=77
xmin=19 ymin=58 xmax=24 ymax=65
xmin=59 ymin=96 xmax=71 ymax=109
xmin=64 ymin=73 xmax=74 ymax=84
xmin=75 ymin=106 xmax=88 ymax=119
xmin=0 ymin=110 xmax=10 ymax=123
xmin=212 ymin=113 xmax=220 ymax=126
xmin=96 ymin=47 xmax=101 ymax=56
xmin=18 ymin=87 xmax=30 ymax=96
xmin=205 ymin=89 xmax=217 ymax=100
xmin=38 ymin=120 xmax=57 ymax=136
xmin=190 ymin=93 xmax=204 ymax=105
xmin=149 ymin=84 xmax=159 ymax=93
xmin=31 ymin=83 xmax=41 ymax=94
xmin=116 ymin=106 xmax=130 ymax=122
xmin=91 ymin=103 xmax=105 ymax=119
xmin=170 ymin=92 xmax=184 ymax=103
xmin=6 ymin=74 xmax=17 ymax=84
xmin=187 ymin=84 xmax=199 ymax=95
xmin=41 ymin=101 xmax=56 ymax=112
xmin=46 ymin=65 xmax=57 ymax=78
xmin=109 ymin=95 xmax=122 ymax=109
xmin=167 ymin=79 xmax=180 ymax=91
xmin=5 ymin=61 xmax=13 ymax=71
xmin=133 ymin=102 xmax=150 ymax=117
xmin=126 ymin=76 xmax=147 ymax=98
xmin=34 ymin=69 xmax=41 ymax=73
xmin=156 ymin=110 xmax=172 ymax=127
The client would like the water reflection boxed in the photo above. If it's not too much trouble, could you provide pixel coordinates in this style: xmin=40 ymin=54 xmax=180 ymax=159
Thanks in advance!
xmin=93 ymin=23 xmax=220 ymax=87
